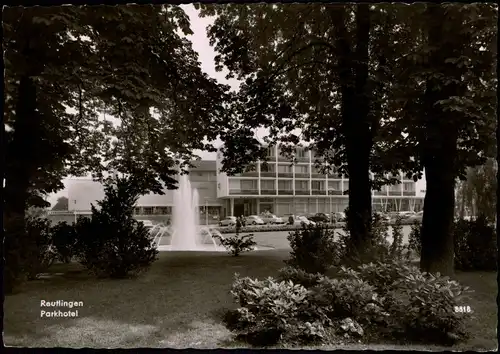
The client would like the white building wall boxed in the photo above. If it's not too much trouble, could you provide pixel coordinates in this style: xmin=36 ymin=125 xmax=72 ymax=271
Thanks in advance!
xmin=216 ymin=149 xmax=229 ymax=197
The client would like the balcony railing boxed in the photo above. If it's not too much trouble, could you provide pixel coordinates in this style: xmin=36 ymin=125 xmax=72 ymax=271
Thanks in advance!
xmin=312 ymin=190 xmax=327 ymax=195
xmin=403 ymin=191 xmax=416 ymax=196
xmin=260 ymin=189 xmax=277 ymax=195
xmin=295 ymin=173 xmax=309 ymax=178
xmin=277 ymin=172 xmax=293 ymax=178
xmin=240 ymin=171 xmax=259 ymax=177
xmin=311 ymin=173 xmax=324 ymax=178
xmin=388 ymin=191 xmax=402 ymax=196
xmin=229 ymin=189 xmax=259 ymax=195
xmin=277 ymin=155 xmax=291 ymax=162
xmin=373 ymin=191 xmax=388 ymax=196
xmin=328 ymin=190 xmax=343 ymax=196
xmin=296 ymin=156 xmax=310 ymax=163
xmin=278 ymin=189 xmax=294 ymax=195
xmin=260 ymin=171 xmax=276 ymax=177
xmin=295 ymin=190 xmax=310 ymax=195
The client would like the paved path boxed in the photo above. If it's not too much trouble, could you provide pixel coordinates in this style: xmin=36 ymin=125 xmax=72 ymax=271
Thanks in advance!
xmin=224 ymin=225 xmax=413 ymax=250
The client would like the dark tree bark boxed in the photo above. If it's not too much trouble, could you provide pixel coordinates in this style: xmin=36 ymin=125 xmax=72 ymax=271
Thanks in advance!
xmin=336 ymin=4 xmax=373 ymax=254
xmin=419 ymin=4 xmax=461 ymax=276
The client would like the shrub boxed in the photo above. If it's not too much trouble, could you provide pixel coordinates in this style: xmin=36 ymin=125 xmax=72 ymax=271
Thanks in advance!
xmin=75 ymin=177 xmax=159 ymax=278
xmin=355 ymin=259 xmax=417 ymax=296
xmin=339 ymin=210 xmax=394 ymax=266
xmin=286 ymin=225 xmax=341 ymax=274
xmin=277 ymin=266 xmax=325 ymax=288
xmin=227 ymin=274 xmax=325 ymax=346
xmin=454 ymin=215 xmax=497 ymax=271
xmin=215 ymin=224 xmax=256 ymax=256
xmin=24 ymin=216 xmax=58 ymax=279
xmin=407 ymin=216 xmax=497 ymax=271
xmin=408 ymin=222 xmax=422 ymax=256
xmin=390 ymin=215 xmax=411 ymax=260
xmin=385 ymin=271 xmax=473 ymax=344
xmin=351 ymin=260 xmax=472 ymax=343
xmin=310 ymin=274 xmax=381 ymax=323
xmin=51 ymin=221 xmax=78 ymax=263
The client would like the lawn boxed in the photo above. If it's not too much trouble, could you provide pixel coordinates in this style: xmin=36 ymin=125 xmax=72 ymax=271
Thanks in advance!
xmin=4 ymin=247 xmax=497 ymax=349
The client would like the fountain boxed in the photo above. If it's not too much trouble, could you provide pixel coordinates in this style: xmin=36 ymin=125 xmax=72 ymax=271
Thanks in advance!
xmin=154 ymin=174 xmax=225 ymax=251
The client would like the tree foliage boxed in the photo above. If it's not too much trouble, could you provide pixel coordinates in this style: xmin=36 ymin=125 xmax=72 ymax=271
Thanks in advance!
xmin=456 ymin=159 xmax=497 ymax=221
xmin=3 ymin=4 xmax=230 ymax=292
xmin=3 ymin=4 xmax=230 ymax=213
xmin=52 ymin=196 xmax=69 ymax=211
xmin=198 ymin=3 xmax=497 ymax=274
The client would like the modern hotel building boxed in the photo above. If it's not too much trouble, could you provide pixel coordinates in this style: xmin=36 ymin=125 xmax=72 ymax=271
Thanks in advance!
xmin=216 ymin=145 xmax=425 ymax=218
xmin=65 ymin=145 xmax=425 ymax=219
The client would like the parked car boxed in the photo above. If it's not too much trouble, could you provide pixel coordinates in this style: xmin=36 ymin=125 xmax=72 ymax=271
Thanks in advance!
xmin=219 ymin=216 xmax=237 ymax=227
xmin=407 ymin=211 xmax=423 ymax=223
xmin=376 ymin=213 xmax=391 ymax=222
xmin=331 ymin=212 xmax=346 ymax=222
xmin=259 ymin=214 xmax=285 ymax=224
xmin=293 ymin=216 xmax=316 ymax=226
xmin=308 ymin=213 xmax=330 ymax=223
xmin=247 ymin=215 xmax=265 ymax=225
xmin=387 ymin=211 xmax=414 ymax=221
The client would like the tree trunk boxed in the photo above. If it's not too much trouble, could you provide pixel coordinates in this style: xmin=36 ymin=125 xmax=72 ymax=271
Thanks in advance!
xmin=340 ymin=4 xmax=373 ymax=254
xmin=4 ymin=75 xmax=39 ymax=293
xmin=419 ymin=4 xmax=461 ymax=276
xmin=420 ymin=160 xmax=456 ymax=276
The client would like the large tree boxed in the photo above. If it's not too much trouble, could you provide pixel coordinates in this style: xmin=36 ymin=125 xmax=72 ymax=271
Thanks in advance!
xmin=381 ymin=3 xmax=497 ymax=274
xmin=197 ymin=4 xmax=418 ymax=257
xmin=199 ymin=3 xmax=496 ymax=273
xmin=3 ymin=5 xmax=229 ymax=292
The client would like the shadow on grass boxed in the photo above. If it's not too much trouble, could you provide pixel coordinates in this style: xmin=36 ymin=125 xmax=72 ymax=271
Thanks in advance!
xmin=5 ymin=249 xmax=496 ymax=350
xmin=4 ymin=250 xmax=289 ymax=348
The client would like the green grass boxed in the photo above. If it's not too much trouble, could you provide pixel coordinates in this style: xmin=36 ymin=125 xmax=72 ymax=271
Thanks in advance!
xmin=4 ymin=248 xmax=497 ymax=350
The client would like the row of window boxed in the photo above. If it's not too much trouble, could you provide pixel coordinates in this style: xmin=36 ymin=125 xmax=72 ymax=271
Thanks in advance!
xmin=133 ymin=206 xmax=221 ymax=215
xmin=228 ymin=179 xmax=415 ymax=192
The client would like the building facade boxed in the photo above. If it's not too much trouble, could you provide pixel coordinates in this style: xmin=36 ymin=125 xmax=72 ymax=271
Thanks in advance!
xmin=66 ymin=147 xmax=425 ymax=219
xmin=67 ymin=160 xmax=223 ymax=219
xmin=216 ymin=145 xmax=425 ymax=217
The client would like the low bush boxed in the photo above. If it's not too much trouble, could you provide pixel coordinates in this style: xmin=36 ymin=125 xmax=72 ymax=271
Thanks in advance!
xmin=24 ymin=216 xmax=57 ymax=280
xmin=75 ymin=177 xmax=159 ymax=278
xmin=277 ymin=266 xmax=325 ymax=288
xmin=215 ymin=227 xmax=257 ymax=256
xmin=310 ymin=275 xmax=381 ymax=323
xmin=227 ymin=274 xmax=326 ymax=346
xmin=454 ymin=215 xmax=497 ymax=271
xmin=226 ymin=259 xmax=472 ymax=347
xmin=385 ymin=271 xmax=473 ymax=343
xmin=51 ymin=221 xmax=78 ymax=263
xmin=286 ymin=225 xmax=342 ymax=274
xmin=407 ymin=216 xmax=497 ymax=271
xmin=408 ymin=222 xmax=422 ymax=256
xmin=350 ymin=260 xmax=473 ymax=343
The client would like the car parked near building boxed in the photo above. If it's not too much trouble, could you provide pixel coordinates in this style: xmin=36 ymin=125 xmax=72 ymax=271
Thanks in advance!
xmin=331 ymin=212 xmax=346 ymax=222
xmin=219 ymin=216 xmax=237 ymax=227
xmin=294 ymin=216 xmax=316 ymax=226
xmin=308 ymin=213 xmax=330 ymax=223
xmin=247 ymin=215 xmax=265 ymax=225
xmin=259 ymin=214 xmax=285 ymax=224
xmin=407 ymin=211 xmax=423 ymax=223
